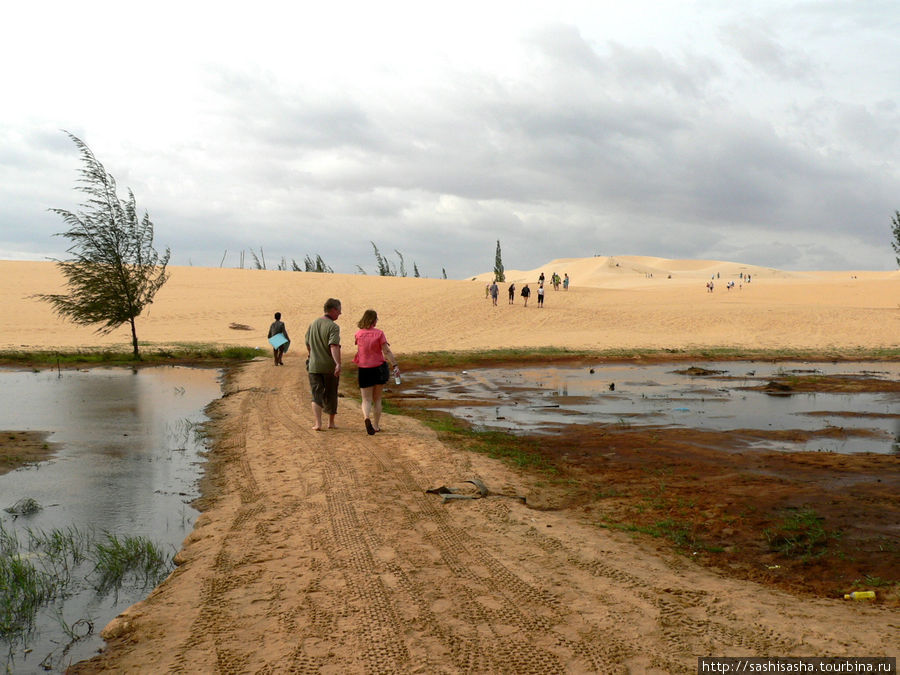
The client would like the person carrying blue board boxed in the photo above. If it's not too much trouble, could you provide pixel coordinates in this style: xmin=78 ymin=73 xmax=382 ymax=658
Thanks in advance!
xmin=267 ymin=311 xmax=290 ymax=366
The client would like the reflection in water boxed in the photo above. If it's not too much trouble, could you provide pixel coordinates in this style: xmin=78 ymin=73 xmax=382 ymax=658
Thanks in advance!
xmin=0 ymin=366 xmax=222 ymax=673
xmin=403 ymin=361 xmax=900 ymax=455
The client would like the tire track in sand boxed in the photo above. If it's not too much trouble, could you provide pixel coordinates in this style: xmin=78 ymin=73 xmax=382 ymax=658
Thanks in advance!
xmin=262 ymin=371 xmax=636 ymax=673
xmin=169 ymin=382 xmax=267 ymax=673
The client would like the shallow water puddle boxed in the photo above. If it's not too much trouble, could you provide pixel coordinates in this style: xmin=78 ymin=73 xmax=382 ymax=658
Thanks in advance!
xmin=0 ymin=366 xmax=222 ymax=672
xmin=403 ymin=361 xmax=900 ymax=454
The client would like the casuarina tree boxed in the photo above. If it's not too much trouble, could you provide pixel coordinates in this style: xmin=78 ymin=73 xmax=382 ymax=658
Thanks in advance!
xmin=37 ymin=132 xmax=170 ymax=358
xmin=493 ymin=240 xmax=505 ymax=282
xmin=892 ymin=211 xmax=900 ymax=268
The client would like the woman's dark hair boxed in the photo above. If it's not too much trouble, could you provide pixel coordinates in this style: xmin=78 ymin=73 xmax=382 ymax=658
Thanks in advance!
xmin=274 ymin=312 xmax=281 ymax=320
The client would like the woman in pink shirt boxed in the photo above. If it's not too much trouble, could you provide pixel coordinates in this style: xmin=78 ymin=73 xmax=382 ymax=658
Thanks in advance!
xmin=353 ymin=309 xmax=400 ymax=435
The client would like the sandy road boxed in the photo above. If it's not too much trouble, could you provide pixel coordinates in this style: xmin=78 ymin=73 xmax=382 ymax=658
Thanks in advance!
xmin=72 ymin=359 xmax=898 ymax=674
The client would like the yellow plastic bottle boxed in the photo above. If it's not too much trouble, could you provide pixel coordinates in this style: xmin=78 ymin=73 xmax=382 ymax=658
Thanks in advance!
xmin=843 ymin=591 xmax=875 ymax=600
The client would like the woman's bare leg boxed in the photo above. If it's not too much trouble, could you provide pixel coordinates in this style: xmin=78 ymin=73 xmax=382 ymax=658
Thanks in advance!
xmin=360 ymin=387 xmax=374 ymax=422
xmin=372 ymin=384 xmax=384 ymax=431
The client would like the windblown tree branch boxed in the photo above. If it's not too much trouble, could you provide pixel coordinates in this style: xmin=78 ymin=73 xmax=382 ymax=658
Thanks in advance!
xmin=298 ymin=254 xmax=333 ymax=273
xmin=36 ymin=132 xmax=170 ymax=357
xmin=250 ymin=247 xmax=266 ymax=270
xmin=394 ymin=249 xmax=407 ymax=277
xmin=892 ymin=211 xmax=900 ymax=268
xmin=370 ymin=242 xmax=413 ymax=276
xmin=371 ymin=241 xmax=392 ymax=276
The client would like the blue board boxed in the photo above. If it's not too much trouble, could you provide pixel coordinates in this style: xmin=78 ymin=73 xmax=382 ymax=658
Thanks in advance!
xmin=268 ymin=333 xmax=289 ymax=350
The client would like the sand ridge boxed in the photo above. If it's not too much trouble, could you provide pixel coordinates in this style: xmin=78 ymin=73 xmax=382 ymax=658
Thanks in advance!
xmin=475 ymin=255 xmax=890 ymax=287
xmin=1 ymin=259 xmax=898 ymax=355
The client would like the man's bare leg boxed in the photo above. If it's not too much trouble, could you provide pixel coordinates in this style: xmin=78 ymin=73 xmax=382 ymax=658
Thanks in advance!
xmin=312 ymin=402 xmax=324 ymax=431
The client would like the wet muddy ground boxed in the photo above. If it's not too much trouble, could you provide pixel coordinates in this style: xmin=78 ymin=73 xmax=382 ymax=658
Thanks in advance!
xmin=391 ymin=360 xmax=900 ymax=603
xmin=401 ymin=361 xmax=900 ymax=454
xmin=0 ymin=431 xmax=56 ymax=475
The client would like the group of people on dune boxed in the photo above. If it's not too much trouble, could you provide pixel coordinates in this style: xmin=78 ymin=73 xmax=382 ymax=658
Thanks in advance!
xmin=487 ymin=271 xmax=569 ymax=308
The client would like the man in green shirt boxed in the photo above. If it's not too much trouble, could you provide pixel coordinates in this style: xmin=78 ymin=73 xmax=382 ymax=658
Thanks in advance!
xmin=305 ymin=298 xmax=342 ymax=430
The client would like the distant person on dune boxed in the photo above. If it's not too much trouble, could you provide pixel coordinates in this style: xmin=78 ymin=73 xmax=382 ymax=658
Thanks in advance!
xmin=267 ymin=311 xmax=290 ymax=366
xmin=521 ymin=283 xmax=531 ymax=307
xmin=508 ymin=283 xmax=516 ymax=304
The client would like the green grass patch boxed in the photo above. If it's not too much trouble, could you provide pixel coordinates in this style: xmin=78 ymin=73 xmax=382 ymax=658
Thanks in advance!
xmin=26 ymin=525 xmax=92 ymax=585
xmin=0 ymin=553 xmax=57 ymax=639
xmin=860 ymin=575 xmax=893 ymax=587
xmin=392 ymin=405 xmax=560 ymax=475
xmin=428 ymin=417 xmax=558 ymax=473
xmin=0 ymin=345 xmax=265 ymax=368
xmin=380 ymin=398 xmax=404 ymax=416
xmin=4 ymin=498 xmax=42 ymax=515
xmin=0 ymin=520 xmax=173 ymax=646
xmin=763 ymin=507 xmax=841 ymax=560
xmin=467 ymin=430 xmax=559 ymax=472
xmin=398 ymin=347 xmax=594 ymax=370
xmin=595 ymin=487 xmax=624 ymax=499
xmin=92 ymin=534 xmax=171 ymax=593
xmin=395 ymin=346 xmax=900 ymax=371
xmin=597 ymin=518 xmax=711 ymax=551
xmin=648 ymin=518 xmax=701 ymax=549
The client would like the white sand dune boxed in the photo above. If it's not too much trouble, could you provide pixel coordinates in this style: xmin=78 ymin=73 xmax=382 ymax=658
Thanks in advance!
xmin=1 ymin=258 xmax=897 ymax=354
xmin=474 ymin=255 xmax=854 ymax=288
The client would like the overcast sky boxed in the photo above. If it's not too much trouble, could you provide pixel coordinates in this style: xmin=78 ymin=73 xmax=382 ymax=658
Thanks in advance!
xmin=2 ymin=1 xmax=898 ymax=278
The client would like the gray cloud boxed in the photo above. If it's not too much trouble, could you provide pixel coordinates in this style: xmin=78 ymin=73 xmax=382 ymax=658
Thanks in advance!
xmin=2 ymin=4 xmax=898 ymax=276
xmin=720 ymin=22 xmax=816 ymax=81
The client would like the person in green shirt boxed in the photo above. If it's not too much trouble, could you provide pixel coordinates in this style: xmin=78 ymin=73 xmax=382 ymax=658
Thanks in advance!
xmin=305 ymin=298 xmax=342 ymax=430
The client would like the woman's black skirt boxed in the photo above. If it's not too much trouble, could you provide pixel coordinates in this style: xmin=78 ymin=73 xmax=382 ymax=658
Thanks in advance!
xmin=358 ymin=362 xmax=389 ymax=389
